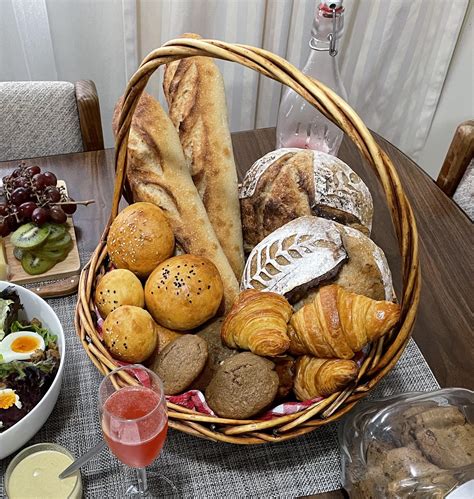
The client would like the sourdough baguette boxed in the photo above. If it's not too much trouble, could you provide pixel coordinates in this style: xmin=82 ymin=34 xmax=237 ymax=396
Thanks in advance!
xmin=163 ymin=33 xmax=244 ymax=279
xmin=112 ymin=93 xmax=239 ymax=311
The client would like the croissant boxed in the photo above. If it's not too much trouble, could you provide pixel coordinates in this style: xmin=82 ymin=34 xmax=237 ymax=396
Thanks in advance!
xmin=288 ymin=284 xmax=400 ymax=359
xmin=221 ymin=289 xmax=293 ymax=356
xmin=294 ymin=356 xmax=358 ymax=401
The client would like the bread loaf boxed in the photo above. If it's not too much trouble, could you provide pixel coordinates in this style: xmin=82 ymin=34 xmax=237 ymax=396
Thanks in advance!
xmin=241 ymin=216 xmax=347 ymax=300
xmin=240 ymin=148 xmax=373 ymax=251
xmin=163 ymin=33 xmax=244 ymax=279
xmin=241 ymin=216 xmax=395 ymax=303
xmin=298 ymin=223 xmax=395 ymax=304
xmin=112 ymin=93 xmax=239 ymax=311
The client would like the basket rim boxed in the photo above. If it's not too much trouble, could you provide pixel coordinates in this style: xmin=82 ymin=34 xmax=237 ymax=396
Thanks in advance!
xmin=75 ymin=37 xmax=420 ymax=444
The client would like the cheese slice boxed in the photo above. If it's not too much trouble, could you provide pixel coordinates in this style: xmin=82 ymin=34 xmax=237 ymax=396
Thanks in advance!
xmin=0 ymin=238 xmax=10 ymax=281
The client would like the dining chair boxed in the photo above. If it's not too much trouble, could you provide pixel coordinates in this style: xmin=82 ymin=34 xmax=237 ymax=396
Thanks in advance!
xmin=0 ymin=80 xmax=104 ymax=162
xmin=436 ymin=120 xmax=474 ymax=221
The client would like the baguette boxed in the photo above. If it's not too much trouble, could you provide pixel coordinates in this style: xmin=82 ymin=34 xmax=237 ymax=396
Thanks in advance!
xmin=163 ymin=33 xmax=244 ymax=279
xmin=112 ymin=93 xmax=239 ymax=311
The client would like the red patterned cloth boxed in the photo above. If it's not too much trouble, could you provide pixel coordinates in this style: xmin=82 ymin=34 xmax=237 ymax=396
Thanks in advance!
xmin=167 ymin=390 xmax=216 ymax=416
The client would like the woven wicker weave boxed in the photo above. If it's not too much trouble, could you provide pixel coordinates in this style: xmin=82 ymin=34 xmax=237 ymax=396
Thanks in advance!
xmin=75 ymin=38 xmax=420 ymax=444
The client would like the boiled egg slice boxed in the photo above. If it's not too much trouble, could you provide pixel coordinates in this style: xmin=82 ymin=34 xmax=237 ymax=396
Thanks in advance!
xmin=0 ymin=331 xmax=45 ymax=363
xmin=0 ymin=388 xmax=22 ymax=410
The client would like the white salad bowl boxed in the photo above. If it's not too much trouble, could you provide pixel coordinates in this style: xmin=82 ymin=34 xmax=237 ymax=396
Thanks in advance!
xmin=0 ymin=281 xmax=65 ymax=460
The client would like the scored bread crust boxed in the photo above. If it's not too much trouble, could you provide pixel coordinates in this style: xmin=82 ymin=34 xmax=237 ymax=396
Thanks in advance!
xmin=239 ymin=148 xmax=374 ymax=251
xmin=163 ymin=33 xmax=244 ymax=280
xmin=112 ymin=92 xmax=239 ymax=312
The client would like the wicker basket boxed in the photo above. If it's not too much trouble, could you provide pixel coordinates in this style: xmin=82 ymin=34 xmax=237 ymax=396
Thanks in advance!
xmin=75 ymin=38 xmax=420 ymax=444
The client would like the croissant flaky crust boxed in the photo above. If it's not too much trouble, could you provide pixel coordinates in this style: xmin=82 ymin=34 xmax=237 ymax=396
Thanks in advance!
xmin=293 ymin=356 xmax=359 ymax=401
xmin=288 ymin=284 xmax=400 ymax=359
xmin=221 ymin=290 xmax=293 ymax=356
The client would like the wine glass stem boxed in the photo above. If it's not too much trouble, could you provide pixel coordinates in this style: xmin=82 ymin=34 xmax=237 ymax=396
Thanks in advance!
xmin=136 ymin=468 xmax=148 ymax=496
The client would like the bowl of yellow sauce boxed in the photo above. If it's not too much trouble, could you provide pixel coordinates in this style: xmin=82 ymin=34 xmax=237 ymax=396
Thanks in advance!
xmin=5 ymin=443 xmax=82 ymax=499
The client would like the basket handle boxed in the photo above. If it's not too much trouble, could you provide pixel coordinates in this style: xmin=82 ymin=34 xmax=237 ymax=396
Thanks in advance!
xmin=112 ymin=37 xmax=420 ymax=372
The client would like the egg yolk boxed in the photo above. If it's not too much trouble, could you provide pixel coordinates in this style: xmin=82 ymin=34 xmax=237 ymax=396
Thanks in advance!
xmin=0 ymin=391 xmax=16 ymax=409
xmin=11 ymin=336 xmax=40 ymax=353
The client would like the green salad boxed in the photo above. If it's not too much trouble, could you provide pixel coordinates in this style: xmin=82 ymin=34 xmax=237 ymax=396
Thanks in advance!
xmin=0 ymin=287 xmax=60 ymax=432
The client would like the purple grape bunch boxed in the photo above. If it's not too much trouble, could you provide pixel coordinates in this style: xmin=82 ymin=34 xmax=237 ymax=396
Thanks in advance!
xmin=0 ymin=163 xmax=77 ymax=236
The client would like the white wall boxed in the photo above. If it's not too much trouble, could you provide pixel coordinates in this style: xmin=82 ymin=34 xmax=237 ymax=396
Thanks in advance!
xmin=417 ymin=2 xmax=473 ymax=179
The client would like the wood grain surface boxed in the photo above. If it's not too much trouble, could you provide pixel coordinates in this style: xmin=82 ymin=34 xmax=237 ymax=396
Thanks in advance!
xmin=436 ymin=120 xmax=474 ymax=196
xmin=5 ymin=218 xmax=80 ymax=285
xmin=75 ymin=80 xmax=105 ymax=152
xmin=1 ymin=128 xmax=471 ymax=498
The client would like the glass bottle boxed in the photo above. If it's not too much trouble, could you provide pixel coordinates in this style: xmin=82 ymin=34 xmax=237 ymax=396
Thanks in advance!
xmin=276 ymin=0 xmax=348 ymax=155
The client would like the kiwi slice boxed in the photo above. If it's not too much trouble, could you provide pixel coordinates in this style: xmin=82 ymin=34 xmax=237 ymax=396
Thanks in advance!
xmin=11 ymin=223 xmax=51 ymax=249
xmin=42 ymin=232 xmax=72 ymax=251
xmin=36 ymin=243 xmax=72 ymax=262
xmin=13 ymin=247 xmax=24 ymax=261
xmin=21 ymin=252 xmax=56 ymax=275
xmin=43 ymin=223 xmax=67 ymax=242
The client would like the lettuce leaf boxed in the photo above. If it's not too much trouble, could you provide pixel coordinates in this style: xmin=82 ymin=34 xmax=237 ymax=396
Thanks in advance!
xmin=0 ymin=287 xmax=22 ymax=340
xmin=10 ymin=319 xmax=57 ymax=346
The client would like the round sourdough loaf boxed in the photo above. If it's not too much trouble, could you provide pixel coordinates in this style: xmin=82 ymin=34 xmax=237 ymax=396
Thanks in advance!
xmin=239 ymin=148 xmax=373 ymax=251
xmin=241 ymin=216 xmax=394 ymax=303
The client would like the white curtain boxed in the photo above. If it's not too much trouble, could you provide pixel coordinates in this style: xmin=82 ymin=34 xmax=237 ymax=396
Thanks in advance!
xmin=0 ymin=0 xmax=468 ymax=163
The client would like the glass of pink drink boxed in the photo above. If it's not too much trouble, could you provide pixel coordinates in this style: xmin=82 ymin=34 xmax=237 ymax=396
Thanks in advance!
xmin=99 ymin=365 xmax=168 ymax=497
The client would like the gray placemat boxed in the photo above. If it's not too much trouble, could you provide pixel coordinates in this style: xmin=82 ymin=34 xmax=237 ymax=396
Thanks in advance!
xmin=0 ymin=253 xmax=440 ymax=498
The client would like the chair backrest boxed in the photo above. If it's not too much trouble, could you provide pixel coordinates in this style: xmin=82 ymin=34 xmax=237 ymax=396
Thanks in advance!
xmin=452 ymin=159 xmax=473 ymax=221
xmin=436 ymin=120 xmax=474 ymax=221
xmin=0 ymin=81 xmax=104 ymax=162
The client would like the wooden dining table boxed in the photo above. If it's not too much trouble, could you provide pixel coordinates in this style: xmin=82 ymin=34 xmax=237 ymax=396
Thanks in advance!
xmin=1 ymin=127 xmax=472 ymax=497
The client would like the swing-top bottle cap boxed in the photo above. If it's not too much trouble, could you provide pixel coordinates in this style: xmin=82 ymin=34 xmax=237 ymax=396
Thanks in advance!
xmin=320 ymin=0 xmax=344 ymax=11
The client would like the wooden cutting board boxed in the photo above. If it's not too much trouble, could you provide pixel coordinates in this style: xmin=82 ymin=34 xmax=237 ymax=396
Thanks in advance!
xmin=4 ymin=180 xmax=81 ymax=292
xmin=5 ymin=218 xmax=80 ymax=285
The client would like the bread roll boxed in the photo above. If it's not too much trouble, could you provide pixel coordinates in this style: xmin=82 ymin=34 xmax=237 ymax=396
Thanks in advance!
xmin=94 ymin=269 xmax=144 ymax=318
xmin=144 ymin=254 xmax=224 ymax=330
xmin=240 ymin=148 xmax=373 ymax=251
xmin=103 ymin=305 xmax=157 ymax=363
xmin=192 ymin=317 xmax=237 ymax=391
xmin=107 ymin=202 xmax=174 ymax=278
xmin=163 ymin=33 xmax=244 ymax=279
xmin=112 ymin=93 xmax=239 ymax=311
xmin=154 ymin=323 xmax=184 ymax=351
xmin=151 ymin=334 xmax=208 ymax=395
xmin=205 ymin=352 xmax=279 ymax=419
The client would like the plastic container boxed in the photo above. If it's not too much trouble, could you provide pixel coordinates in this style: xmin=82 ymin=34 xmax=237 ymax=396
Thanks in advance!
xmin=339 ymin=388 xmax=474 ymax=498
xmin=5 ymin=443 xmax=82 ymax=499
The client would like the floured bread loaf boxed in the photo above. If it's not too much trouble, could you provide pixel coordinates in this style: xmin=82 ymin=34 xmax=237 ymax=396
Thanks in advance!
xmin=112 ymin=93 xmax=239 ymax=311
xmin=241 ymin=216 xmax=394 ymax=303
xmin=241 ymin=216 xmax=347 ymax=299
xmin=331 ymin=225 xmax=395 ymax=302
xmin=163 ymin=33 xmax=244 ymax=279
xmin=240 ymin=148 xmax=373 ymax=251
